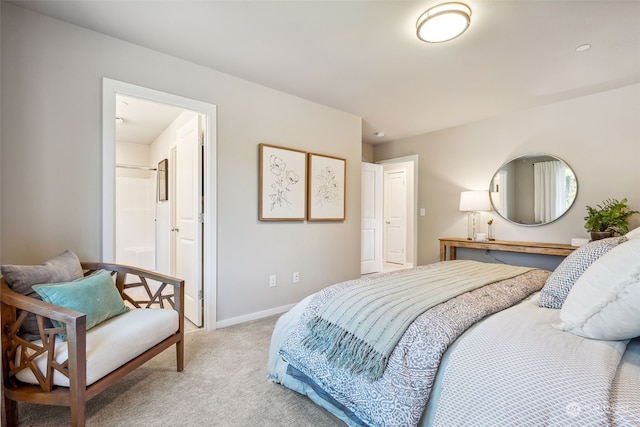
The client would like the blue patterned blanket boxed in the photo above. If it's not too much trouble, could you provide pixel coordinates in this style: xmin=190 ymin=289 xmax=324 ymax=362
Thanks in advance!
xmin=302 ymin=261 xmax=533 ymax=381
xmin=279 ymin=262 xmax=549 ymax=426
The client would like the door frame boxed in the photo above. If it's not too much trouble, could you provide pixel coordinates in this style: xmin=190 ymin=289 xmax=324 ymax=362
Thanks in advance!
xmin=102 ymin=78 xmax=217 ymax=330
xmin=377 ymin=155 xmax=418 ymax=268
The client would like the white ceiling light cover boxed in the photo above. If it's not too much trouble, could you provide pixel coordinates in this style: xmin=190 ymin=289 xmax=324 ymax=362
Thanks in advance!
xmin=416 ymin=2 xmax=472 ymax=43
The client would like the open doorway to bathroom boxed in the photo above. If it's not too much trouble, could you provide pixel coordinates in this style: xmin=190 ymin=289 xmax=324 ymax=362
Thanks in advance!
xmin=102 ymin=78 xmax=218 ymax=330
xmin=114 ymin=95 xmax=183 ymax=273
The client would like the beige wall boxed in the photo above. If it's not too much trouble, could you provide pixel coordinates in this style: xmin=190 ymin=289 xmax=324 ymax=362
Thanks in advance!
xmin=362 ymin=143 xmax=374 ymax=162
xmin=374 ymin=83 xmax=640 ymax=265
xmin=0 ymin=4 xmax=362 ymax=324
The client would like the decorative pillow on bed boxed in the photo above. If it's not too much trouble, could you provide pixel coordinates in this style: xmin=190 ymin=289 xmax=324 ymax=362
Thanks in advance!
xmin=32 ymin=269 xmax=129 ymax=338
xmin=538 ymin=236 xmax=627 ymax=309
xmin=1 ymin=250 xmax=84 ymax=340
xmin=555 ymin=238 xmax=640 ymax=340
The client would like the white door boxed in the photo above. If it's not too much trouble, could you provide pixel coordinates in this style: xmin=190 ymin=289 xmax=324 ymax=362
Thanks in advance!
xmin=174 ymin=116 xmax=203 ymax=326
xmin=361 ymin=163 xmax=383 ymax=275
xmin=384 ymin=169 xmax=407 ymax=265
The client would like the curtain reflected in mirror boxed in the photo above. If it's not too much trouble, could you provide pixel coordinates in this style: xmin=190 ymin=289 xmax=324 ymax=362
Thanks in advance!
xmin=490 ymin=154 xmax=577 ymax=226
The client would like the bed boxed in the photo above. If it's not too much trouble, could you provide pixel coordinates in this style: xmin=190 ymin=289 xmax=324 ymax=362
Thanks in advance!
xmin=268 ymin=233 xmax=640 ymax=426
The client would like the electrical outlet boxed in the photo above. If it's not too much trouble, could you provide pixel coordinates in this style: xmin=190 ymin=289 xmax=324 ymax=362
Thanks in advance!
xmin=292 ymin=272 xmax=300 ymax=284
xmin=269 ymin=275 xmax=277 ymax=287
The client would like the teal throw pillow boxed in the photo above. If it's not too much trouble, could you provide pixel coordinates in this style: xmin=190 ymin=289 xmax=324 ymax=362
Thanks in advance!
xmin=33 ymin=270 xmax=129 ymax=337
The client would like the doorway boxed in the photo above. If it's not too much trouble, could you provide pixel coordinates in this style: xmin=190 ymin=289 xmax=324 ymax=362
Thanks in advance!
xmin=384 ymin=168 xmax=407 ymax=265
xmin=114 ymin=94 xmax=183 ymax=275
xmin=102 ymin=78 xmax=218 ymax=330
xmin=380 ymin=157 xmax=416 ymax=269
xmin=361 ymin=155 xmax=418 ymax=275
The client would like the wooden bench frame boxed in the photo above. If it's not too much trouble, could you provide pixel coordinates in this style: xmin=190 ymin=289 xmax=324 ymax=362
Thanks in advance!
xmin=1 ymin=262 xmax=185 ymax=427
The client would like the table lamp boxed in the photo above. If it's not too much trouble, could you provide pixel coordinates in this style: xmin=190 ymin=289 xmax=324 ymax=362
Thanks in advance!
xmin=459 ymin=190 xmax=491 ymax=240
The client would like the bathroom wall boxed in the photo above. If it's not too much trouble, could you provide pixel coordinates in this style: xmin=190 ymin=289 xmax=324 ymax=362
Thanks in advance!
xmin=115 ymin=142 xmax=156 ymax=270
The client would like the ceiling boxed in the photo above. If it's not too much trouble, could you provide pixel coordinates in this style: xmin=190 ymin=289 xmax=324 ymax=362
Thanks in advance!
xmin=10 ymin=0 xmax=640 ymax=144
xmin=115 ymin=95 xmax=184 ymax=145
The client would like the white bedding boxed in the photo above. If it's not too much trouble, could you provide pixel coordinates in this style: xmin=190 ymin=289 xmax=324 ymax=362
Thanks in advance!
xmin=431 ymin=296 xmax=629 ymax=426
xmin=269 ymin=290 xmax=640 ymax=427
xmin=611 ymin=337 xmax=640 ymax=426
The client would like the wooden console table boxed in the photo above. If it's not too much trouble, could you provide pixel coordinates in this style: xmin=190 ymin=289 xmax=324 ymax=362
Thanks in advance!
xmin=439 ymin=237 xmax=577 ymax=261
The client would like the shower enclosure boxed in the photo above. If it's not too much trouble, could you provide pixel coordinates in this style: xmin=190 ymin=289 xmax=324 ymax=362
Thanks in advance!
xmin=115 ymin=163 xmax=157 ymax=270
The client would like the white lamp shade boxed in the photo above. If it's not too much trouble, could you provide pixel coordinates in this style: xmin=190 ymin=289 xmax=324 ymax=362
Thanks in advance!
xmin=459 ymin=190 xmax=491 ymax=212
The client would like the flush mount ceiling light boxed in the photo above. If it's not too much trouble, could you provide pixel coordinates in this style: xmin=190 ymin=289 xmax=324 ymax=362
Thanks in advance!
xmin=416 ymin=2 xmax=472 ymax=43
xmin=576 ymin=43 xmax=591 ymax=52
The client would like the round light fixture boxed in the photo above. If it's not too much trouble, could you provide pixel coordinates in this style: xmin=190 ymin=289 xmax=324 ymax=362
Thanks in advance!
xmin=416 ymin=2 xmax=472 ymax=43
xmin=575 ymin=44 xmax=591 ymax=52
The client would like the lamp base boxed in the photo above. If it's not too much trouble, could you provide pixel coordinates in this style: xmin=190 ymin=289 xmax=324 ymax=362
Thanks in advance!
xmin=467 ymin=211 xmax=480 ymax=240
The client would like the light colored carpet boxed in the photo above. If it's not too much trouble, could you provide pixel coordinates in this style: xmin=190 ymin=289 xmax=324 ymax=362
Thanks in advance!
xmin=16 ymin=315 xmax=344 ymax=426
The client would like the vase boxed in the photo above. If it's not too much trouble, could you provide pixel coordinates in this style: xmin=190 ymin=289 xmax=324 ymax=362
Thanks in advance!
xmin=487 ymin=223 xmax=495 ymax=241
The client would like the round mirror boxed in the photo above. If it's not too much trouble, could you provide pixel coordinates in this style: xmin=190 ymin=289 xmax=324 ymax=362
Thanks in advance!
xmin=489 ymin=154 xmax=578 ymax=226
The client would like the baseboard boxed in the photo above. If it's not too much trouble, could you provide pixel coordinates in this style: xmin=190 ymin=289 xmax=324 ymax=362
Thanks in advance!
xmin=215 ymin=303 xmax=297 ymax=329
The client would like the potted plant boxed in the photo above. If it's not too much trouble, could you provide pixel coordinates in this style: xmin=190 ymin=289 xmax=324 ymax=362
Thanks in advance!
xmin=584 ymin=198 xmax=639 ymax=240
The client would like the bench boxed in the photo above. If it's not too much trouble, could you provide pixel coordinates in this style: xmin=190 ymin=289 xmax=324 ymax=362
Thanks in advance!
xmin=1 ymin=260 xmax=184 ymax=426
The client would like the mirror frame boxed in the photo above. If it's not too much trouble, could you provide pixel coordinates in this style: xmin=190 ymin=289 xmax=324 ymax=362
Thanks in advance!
xmin=489 ymin=153 xmax=578 ymax=226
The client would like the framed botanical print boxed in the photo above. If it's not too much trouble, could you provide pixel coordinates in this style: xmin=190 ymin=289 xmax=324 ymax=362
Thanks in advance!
xmin=259 ymin=144 xmax=307 ymax=221
xmin=307 ymin=153 xmax=346 ymax=221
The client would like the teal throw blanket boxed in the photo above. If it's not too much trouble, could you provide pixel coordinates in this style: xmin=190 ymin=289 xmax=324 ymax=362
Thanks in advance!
xmin=303 ymin=260 xmax=533 ymax=381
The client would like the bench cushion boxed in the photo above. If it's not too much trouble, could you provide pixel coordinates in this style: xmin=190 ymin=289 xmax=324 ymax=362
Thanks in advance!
xmin=15 ymin=308 xmax=179 ymax=387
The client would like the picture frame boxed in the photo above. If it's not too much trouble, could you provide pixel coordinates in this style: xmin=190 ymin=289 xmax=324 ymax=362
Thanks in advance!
xmin=259 ymin=144 xmax=307 ymax=221
xmin=307 ymin=153 xmax=346 ymax=221
xmin=157 ymin=158 xmax=168 ymax=201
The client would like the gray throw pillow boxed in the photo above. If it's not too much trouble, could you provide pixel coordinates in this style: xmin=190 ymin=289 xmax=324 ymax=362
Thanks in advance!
xmin=539 ymin=237 xmax=627 ymax=309
xmin=1 ymin=250 xmax=84 ymax=340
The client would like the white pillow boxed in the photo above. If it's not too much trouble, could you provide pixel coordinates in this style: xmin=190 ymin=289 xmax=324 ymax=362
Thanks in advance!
xmin=538 ymin=236 xmax=627 ymax=309
xmin=555 ymin=238 xmax=640 ymax=340
xmin=625 ymin=227 xmax=640 ymax=240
